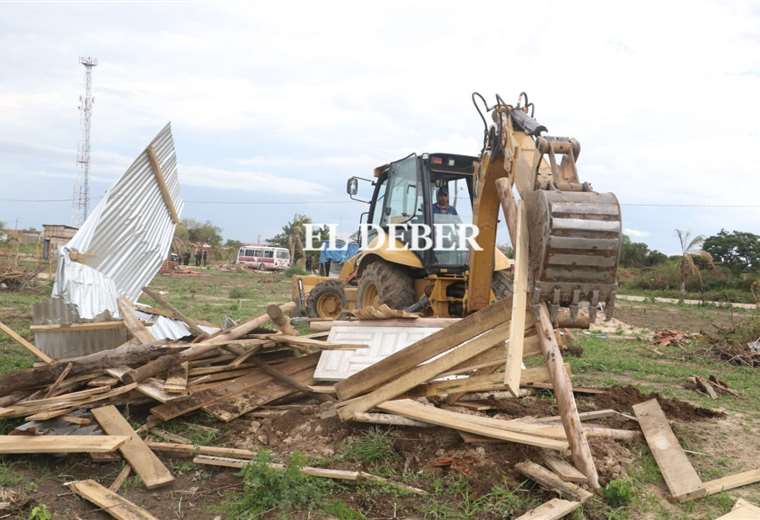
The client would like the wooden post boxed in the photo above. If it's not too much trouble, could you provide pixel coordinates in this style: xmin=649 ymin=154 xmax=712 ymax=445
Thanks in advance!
xmin=0 ymin=320 xmax=54 ymax=364
xmin=534 ymin=302 xmax=599 ymax=489
xmin=146 ymin=145 xmax=179 ymax=225
xmin=142 ymin=287 xmax=207 ymax=339
xmin=504 ymin=202 xmax=528 ymax=394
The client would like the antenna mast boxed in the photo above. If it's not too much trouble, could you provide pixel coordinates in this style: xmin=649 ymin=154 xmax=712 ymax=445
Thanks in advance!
xmin=76 ymin=56 xmax=97 ymax=225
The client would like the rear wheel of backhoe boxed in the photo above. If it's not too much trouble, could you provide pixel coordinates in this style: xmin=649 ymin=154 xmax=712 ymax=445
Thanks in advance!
xmin=357 ymin=261 xmax=416 ymax=310
xmin=491 ymin=270 xmax=514 ymax=301
xmin=306 ymin=279 xmax=347 ymax=319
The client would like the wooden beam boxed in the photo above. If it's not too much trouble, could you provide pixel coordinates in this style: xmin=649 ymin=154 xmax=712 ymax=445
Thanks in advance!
xmin=337 ymin=322 xmax=511 ymax=420
xmin=514 ymin=461 xmax=593 ymax=502
xmin=145 ymin=441 xmax=255 ymax=459
xmin=334 ymin=298 xmax=511 ymax=400
xmin=31 ymin=321 xmax=126 ymax=333
xmin=535 ymin=302 xmax=599 ymax=489
xmin=423 ymin=363 xmax=561 ymax=397
xmin=45 ymin=362 xmax=72 ymax=397
xmin=141 ymin=287 xmax=206 ymax=338
xmin=633 ymin=398 xmax=705 ymax=501
xmin=92 ymin=405 xmax=174 ymax=489
xmin=715 ymin=498 xmax=760 ymax=519
xmin=146 ymin=145 xmax=179 ymax=225
xmin=542 ymin=452 xmax=588 ymax=484
xmin=701 ymin=468 xmax=760 ymax=497
xmin=108 ymin=464 xmax=132 ymax=493
xmin=515 ymin=498 xmax=581 ymax=520
xmin=117 ymin=298 xmax=154 ymax=345
xmin=267 ymin=304 xmax=299 ymax=336
xmin=191 ymin=455 xmax=428 ymax=495
xmin=68 ymin=479 xmax=159 ymax=520
xmin=0 ymin=319 xmax=53 ymax=363
xmin=505 ymin=202 xmax=529 ymax=395
xmin=163 ymin=362 xmax=189 ymax=394
xmin=378 ymin=399 xmax=569 ymax=451
xmin=0 ymin=435 xmax=127 ymax=454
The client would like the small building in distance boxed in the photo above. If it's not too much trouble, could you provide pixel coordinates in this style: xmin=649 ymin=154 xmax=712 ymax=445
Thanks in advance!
xmin=42 ymin=224 xmax=78 ymax=260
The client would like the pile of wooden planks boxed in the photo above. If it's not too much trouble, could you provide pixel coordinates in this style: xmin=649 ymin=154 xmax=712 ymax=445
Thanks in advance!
xmin=331 ymin=298 xmax=641 ymax=493
xmin=0 ymin=294 xmax=365 ymax=519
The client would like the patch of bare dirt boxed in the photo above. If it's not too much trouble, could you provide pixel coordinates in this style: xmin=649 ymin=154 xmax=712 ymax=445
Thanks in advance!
xmin=590 ymin=385 xmax=725 ymax=421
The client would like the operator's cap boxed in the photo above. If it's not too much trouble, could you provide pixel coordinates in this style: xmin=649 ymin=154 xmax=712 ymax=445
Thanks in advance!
xmin=436 ymin=187 xmax=449 ymax=197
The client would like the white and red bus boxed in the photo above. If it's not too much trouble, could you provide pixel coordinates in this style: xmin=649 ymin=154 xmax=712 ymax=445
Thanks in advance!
xmin=236 ymin=245 xmax=291 ymax=271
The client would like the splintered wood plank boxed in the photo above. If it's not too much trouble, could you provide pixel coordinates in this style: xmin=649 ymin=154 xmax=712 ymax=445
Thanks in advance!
xmin=515 ymin=498 xmax=581 ymax=520
xmin=337 ymin=322 xmax=510 ymax=420
xmin=505 ymin=202 xmax=529 ymax=395
xmin=633 ymin=398 xmax=705 ymax=501
xmin=535 ymin=302 xmax=599 ymax=490
xmin=150 ymin=354 xmax=318 ymax=422
xmin=514 ymin=461 xmax=593 ymax=502
xmin=203 ymin=364 xmax=315 ymax=422
xmin=715 ymin=499 xmax=760 ymax=520
xmin=0 ymin=319 xmax=53 ymax=363
xmin=0 ymin=435 xmax=127 ymax=454
xmin=68 ymin=479 xmax=159 ymax=520
xmin=542 ymin=452 xmax=588 ymax=484
xmin=423 ymin=363 xmax=562 ymax=397
xmin=117 ymin=298 xmax=154 ymax=345
xmin=163 ymin=362 xmax=189 ymax=394
xmin=335 ymin=298 xmax=511 ymax=400
xmin=702 ymin=468 xmax=760 ymax=497
xmin=378 ymin=399 xmax=569 ymax=451
xmin=109 ymin=464 xmax=132 ymax=492
xmin=92 ymin=405 xmax=174 ymax=489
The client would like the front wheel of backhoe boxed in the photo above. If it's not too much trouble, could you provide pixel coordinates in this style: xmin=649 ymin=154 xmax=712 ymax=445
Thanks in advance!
xmin=356 ymin=261 xmax=417 ymax=310
xmin=306 ymin=279 xmax=347 ymax=319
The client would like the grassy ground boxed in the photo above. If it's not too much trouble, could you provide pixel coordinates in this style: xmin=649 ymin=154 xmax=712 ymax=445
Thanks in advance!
xmin=0 ymin=268 xmax=759 ymax=518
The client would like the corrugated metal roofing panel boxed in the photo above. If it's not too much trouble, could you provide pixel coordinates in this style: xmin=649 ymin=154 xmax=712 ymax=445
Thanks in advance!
xmin=52 ymin=123 xmax=183 ymax=320
xmin=32 ymin=298 xmax=128 ymax=358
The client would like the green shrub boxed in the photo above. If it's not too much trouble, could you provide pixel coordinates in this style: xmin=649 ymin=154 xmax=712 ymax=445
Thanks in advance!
xmin=603 ymin=478 xmax=634 ymax=508
xmin=228 ymin=287 xmax=248 ymax=299
xmin=339 ymin=428 xmax=398 ymax=466
xmin=228 ymin=450 xmax=336 ymax=518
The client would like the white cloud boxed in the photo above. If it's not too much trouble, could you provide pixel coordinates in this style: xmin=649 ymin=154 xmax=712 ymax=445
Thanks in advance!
xmin=0 ymin=0 xmax=759 ymax=250
xmin=179 ymin=165 xmax=328 ymax=195
xmin=624 ymin=228 xmax=650 ymax=239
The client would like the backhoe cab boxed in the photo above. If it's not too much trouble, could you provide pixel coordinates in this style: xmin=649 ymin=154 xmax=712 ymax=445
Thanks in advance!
xmin=341 ymin=152 xmax=512 ymax=317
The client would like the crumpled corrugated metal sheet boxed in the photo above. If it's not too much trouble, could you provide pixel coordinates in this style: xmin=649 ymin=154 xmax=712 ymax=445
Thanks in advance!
xmin=134 ymin=310 xmax=219 ymax=341
xmin=52 ymin=123 xmax=183 ymax=320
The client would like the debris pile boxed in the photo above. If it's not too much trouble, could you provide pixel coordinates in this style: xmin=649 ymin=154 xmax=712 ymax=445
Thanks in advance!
xmin=701 ymin=317 xmax=760 ymax=366
xmin=0 ymin=292 xmax=758 ymax=518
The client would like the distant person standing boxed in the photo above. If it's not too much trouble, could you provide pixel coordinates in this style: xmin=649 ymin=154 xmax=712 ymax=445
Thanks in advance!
xmin=201 ymin=249 xmax=208 ymax=266
xmin=194 ymin=248 xmax=202 ymax=267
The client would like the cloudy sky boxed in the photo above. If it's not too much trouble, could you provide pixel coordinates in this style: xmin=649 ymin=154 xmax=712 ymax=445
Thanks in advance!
xmin=1 ymin=0 xmax=759 ymax=254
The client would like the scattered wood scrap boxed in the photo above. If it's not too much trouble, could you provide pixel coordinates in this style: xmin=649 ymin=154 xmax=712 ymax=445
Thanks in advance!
xmin=716 ymin=498 xmax=760 ymax=520
xmin=514 ymin=461 xmax=593 ymax=502
xmin=68 ymin=479 xmax=159 ymax=520
xmin=192 ymin=455 xmax=428 ymax=495
xmin=515 ymin=498 xmax=581 ymax=520
xmin=633 ymin=398 xmax=706 ymax=501
xmin=92 ymin=405 xmax=174 ymax=489
xmin=0 ymin=435 xmax=127 ymax=454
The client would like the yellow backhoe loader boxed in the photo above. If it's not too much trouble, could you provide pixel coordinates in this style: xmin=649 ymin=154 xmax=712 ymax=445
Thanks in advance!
xmin=295 ymin=92 xmax=622 ymax=321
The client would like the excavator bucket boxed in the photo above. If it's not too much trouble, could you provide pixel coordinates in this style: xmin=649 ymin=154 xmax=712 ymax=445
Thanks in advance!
xmin=524 ymin=190 xmax=623 ymax=322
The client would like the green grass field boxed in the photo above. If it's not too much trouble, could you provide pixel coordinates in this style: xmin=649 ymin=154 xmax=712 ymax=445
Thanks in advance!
xmin=0 ymin=268 xmax=759 ymax=519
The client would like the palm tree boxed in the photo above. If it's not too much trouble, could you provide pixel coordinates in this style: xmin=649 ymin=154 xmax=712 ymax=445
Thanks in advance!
xmin=675 ymin=229 xmax=713 ymax=302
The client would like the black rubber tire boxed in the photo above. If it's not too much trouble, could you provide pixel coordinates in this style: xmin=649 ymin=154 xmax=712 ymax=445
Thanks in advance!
xmin=306 ymin=279 xmax=347 ymax=318
xmin=491 ymin=270 xmax=514 ymax=301
xmin=357 ymin=261 xmax=417 ymax=310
